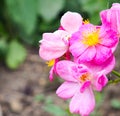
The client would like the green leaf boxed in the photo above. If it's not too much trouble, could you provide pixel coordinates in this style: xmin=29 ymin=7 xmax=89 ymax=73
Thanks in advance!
xmin=5 ymin=0 xmax=37 ymax=35
xmin=43 ymin=104 xmax=67 ymax=116
xmin=39 ymin=20 xmax=59 ymax=32
xmin=38 ymin=0 xmax=65 ymax=22
xmin=34 ymin=94 xmax=45 ymax=102
xmin=0 ymin=39 xmax=8 ymax=58
xmin=64 ymin=0 xmax=82 ymax=12
xmin=45 ymin=96 xmax=53 ymax=104
xmin=108 ymin=0 xmax=120 ymax=8
xmin=78 ymin=0 xmax=108 ymax=24
xmin=111 ymin=99 xmax=120 ymax=109
xmin=6 ymin=40 xmax=26 ymax=69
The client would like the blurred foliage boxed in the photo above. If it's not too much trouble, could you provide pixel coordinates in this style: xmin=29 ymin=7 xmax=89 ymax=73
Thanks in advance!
xmin=34 ymin=92 xmax=104 ymax=116
xmin=0 ymin=0 xmax=119 ymax=69
xmin=6 ymin=40 xmax=26 ymax=69
xmin=108 ymin=0 xmax=120 ymax=8
xmin=110 ymin=99 xmax=120 ymax=109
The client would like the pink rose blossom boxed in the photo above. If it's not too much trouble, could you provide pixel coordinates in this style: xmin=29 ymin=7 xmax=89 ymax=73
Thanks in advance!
xmin=56 ymin=56 xmax=115 ymax=116
xmin=70 ymin=24 xmax=118 ymax=64
xmin=100 ymin=3 xmax=120 ymax=37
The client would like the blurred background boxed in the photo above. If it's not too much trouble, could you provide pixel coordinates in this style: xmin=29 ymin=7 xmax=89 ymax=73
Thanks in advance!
xmin=0 ymin=0 xmax=120 ymax=116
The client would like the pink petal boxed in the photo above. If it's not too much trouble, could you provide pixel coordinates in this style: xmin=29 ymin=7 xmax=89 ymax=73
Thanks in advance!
xmin=69 ymin=42 xmax=88 ymax=58
xmin=100 ymin=3 xmax=120 ymax=36
xmin=70 ymin=31 xmax=82 ymax=44
xmin=92 ymin=74 xmax=108 ymax=91
xmin=56 ymin=82 xmax=79 ymax=99
xmin=70 ymin=87 xmax=95 ymax=116
xmin=39 ymin=31 xmax=68 ymax=60
xmin=100 ymin=10 xmax=109 ymax=26
xmin=80 ymin=81 xmax=91 ymax=93
xmin=77 ymin=46 xmax=96 ymax=63
xmin=39 ymin=45 xmax=67 ymax=60
xmin=93 ymin=44 xmax=112 ymax=64
xmin=56 ymin=60 xmax=78 ymax=82
xmin=84 ymin=55 xmax=115 ymax=75
xmin=100 ymin=28 xmax=118 ymax=48
xmin=49 ymin=66 xmax=54 ymax=81
xmin=53 ymin=30 xmax=69 ymax=41
xmin=61 ymin=11 xmax=82 ymax=33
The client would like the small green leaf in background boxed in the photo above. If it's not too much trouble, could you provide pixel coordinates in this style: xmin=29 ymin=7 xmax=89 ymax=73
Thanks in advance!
xmin=43 ymin=104 xmax=67 ymax=116
xmin=5 ymin=0 xmax=37 ymax=35
xmin=6 ymin=40 xmax=26 ymax=69
xmin=111 ymin=99 xmax=120 ymax=109
xmin=34 ymin=94 xmax=45 ymax=102
xmin=90 ymin=92 xmax=104 ymax=116
xmin=38 ymin=0 xmax=65 ymax=22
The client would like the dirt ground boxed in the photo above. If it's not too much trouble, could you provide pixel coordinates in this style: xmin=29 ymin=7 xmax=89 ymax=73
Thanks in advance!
xmin=0 ymin=45 xmax=120 ymax=116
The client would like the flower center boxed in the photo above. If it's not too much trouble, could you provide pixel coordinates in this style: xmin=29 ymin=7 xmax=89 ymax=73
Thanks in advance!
xmin=82 ymin=28 xmax=100 ymax=46
xmin=79 ymin=73 xmax=89 ymax=82
xmin=46 ymin=59 xmax=55 ymax=67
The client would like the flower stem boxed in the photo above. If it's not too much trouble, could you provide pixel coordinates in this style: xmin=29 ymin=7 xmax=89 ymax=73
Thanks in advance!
xmin=112 ymin=70 xmax=120 ymax=78
xmin=108 ymin=70 xmax=120 ymax=85
xmin=108 ymin=78 xmax=120 ymax=85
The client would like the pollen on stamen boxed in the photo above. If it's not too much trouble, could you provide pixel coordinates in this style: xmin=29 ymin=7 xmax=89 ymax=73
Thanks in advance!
xmin=82 ymin=28 xmax=100 ymax=46
xmin=83 ymin=19 xmax=90 ymax=24
xmin=46 ymin=59 xmax=55 ymax=67
xmin=79 ymin=73 xmax=89 ymax=83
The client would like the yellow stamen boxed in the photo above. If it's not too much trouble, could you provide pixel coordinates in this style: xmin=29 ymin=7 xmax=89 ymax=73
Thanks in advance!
xmin=46 ymin=59 xmax=55 ymax=67
xmin=79 ymin=73 xmax=90 ymax=83
xmin=83 ymin=19 xmax=89 ymax=24
xmin=82 ymin=29 xmax=100 ymax=46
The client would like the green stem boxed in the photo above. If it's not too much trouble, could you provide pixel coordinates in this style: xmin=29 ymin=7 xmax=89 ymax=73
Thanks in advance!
xmin=108 ymin=70 xmax=120 ymax=85
xmin=108 ymin=78 xmax=120 ymax=85
xmin=112 ymin=70 xmax=120 ymax=78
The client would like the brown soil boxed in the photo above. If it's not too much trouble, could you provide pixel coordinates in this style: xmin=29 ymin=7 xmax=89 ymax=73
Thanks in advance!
xmin=0 ymin=45 xmax=120 ymax=116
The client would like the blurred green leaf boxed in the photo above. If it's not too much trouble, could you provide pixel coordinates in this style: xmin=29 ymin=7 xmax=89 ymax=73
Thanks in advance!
xmin=39 ymin=20 xmax=59 ymax=32
xmin=90 ymin=92 xmax=103 ymax=116
xmin=95 ymin=92 xmax=104 ymax=106
xmin=0 ymin=22 xmax=8 ymax=37
xmin=65 ymin=107 xmax=79 ymax=116
xmin=0 ymin=39 xmax=7 ymax=58
xmin=45 ymin=96 xmax=53 ymax=104
xmin=34 ymin=94 xmax=45 ymax=102
xmin=6 ymin=40 xmax=26 ymax=69
xmin=78 ymin=0 xmax=108 ymax=24
xmin=5 ymin=0 xmax=37 ymax=35
xmin=108 ymin=0 xmax=120 ymax=8
xmin=38 ymin=0 xmax=65 ymax=22
xmin=111 ymin=99 xmax=120 ymax=109
xmin=43 ymin=104 xmax=67 ymax=116
xmin=64 ymin=0 xmax=81 ymax=12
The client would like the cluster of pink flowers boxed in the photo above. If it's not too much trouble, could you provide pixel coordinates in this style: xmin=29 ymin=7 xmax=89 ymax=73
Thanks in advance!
xmin=39 ymin=3 xmax=120 ymax=116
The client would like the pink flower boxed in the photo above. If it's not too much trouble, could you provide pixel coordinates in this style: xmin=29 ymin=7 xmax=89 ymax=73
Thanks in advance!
xmin=60 ymin=11 xmax=83 ymax=34
xmin=39 ymin=12 xmax=82 ymax=80
xmin=39 ymin=11 xmax=82 ymax=61
xmin=39 ymin=30 xmax=69 ymax=61
xmin=69 ymin=24 xmax=118 ymax=64
xmin=100 ymin=3 xmax=120 ymax=37
xmin=56 ymin=56 xmax=115 ymax=116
